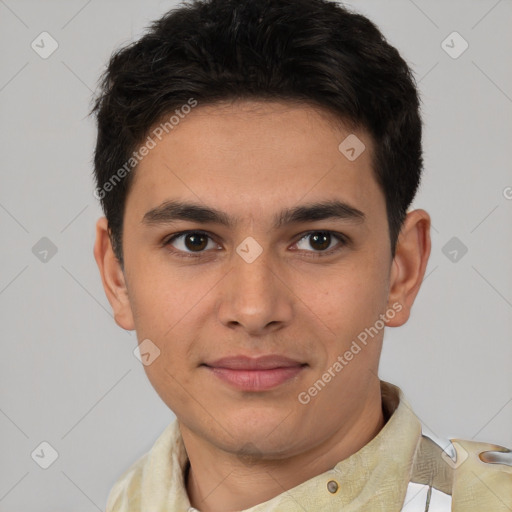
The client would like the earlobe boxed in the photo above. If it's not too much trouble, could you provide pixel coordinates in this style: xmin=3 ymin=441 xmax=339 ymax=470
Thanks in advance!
xmin=386 ymin=209 xmax=431 ymax=328
xmin=93 ymin=217 xmax=135 ymax=331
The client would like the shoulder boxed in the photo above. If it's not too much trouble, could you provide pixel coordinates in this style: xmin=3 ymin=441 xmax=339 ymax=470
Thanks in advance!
xmin=449 ymin=438 xmax=512 ymax=510
xmin=414 ymin=433 xmax=512 ymax=510
xmin=104 ymin=419 xmax=182 ymax=512
xmin=105 ymin=451 xmax=149 ymax=512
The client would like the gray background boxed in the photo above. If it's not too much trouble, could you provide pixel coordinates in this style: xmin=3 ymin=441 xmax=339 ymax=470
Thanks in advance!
xmin=1 ymin=0 xmax=511 ymax=510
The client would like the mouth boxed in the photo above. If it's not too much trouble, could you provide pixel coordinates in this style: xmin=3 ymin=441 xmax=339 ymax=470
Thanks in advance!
xmin=201 ymin=355 xmax=307 ymax=391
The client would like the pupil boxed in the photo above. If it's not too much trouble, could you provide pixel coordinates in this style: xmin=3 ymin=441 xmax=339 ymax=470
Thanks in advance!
xmin=311 ymin=232 xmax=330 ymax=251
xmin=186 ymin=233 xmax=207 ymax=251
xmin=182 ymin=232 xmax=331 ymax=252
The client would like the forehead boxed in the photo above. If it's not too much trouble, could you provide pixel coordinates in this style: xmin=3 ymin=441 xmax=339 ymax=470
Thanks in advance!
xmin=126 ymin=100 xmax=384 ymax=226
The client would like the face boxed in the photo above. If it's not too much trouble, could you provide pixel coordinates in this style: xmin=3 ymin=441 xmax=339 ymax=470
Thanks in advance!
xmin=96 ymin=100 xmax=425 ymax=460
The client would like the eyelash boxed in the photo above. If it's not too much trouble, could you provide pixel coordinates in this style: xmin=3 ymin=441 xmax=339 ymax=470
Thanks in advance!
xmin=162 ymin=230 xmax=349 ymax=259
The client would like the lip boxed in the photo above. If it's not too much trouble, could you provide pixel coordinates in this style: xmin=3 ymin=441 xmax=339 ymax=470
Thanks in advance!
xmin=205 ymin=355 xmax=305 ymax=370
xmin=202 ymin=355 xmax=307 ymax=391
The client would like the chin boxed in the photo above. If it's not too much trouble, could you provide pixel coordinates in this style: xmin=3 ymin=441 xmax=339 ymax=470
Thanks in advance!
xmin=221 ymin=409 xmax=300 ymax=448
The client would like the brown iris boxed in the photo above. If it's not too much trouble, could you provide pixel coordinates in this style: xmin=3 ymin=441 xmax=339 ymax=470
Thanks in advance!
xmin=184 ymin=233 xmax=209 ymax=252
xmin=308 ymin=232 xmax=331 ymax=251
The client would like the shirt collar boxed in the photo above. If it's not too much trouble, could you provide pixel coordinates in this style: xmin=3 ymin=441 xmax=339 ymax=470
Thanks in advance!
xmin=138 ymin=380 xmax=423 ymax=511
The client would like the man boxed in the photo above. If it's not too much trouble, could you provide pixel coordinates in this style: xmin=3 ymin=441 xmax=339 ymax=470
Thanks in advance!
xmin=91 ymin=0 xmax=512 ymax=510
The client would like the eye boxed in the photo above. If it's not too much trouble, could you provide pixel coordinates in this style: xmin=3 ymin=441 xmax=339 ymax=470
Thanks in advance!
xmin=164 ymin=231 xmax=219 ymax=257
xmin=294 ymin=231 xmax=347 ymax=256
xmin=163 ymin=230 xmax=348 ymax=258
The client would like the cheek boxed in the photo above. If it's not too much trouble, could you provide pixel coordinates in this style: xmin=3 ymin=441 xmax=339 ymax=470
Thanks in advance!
xmin=127 ymin=262 xmax=194 ymax=334
xmin=311 ymin=262 xmax=389 ymax=343
xmin=142 ymin=356 xmax=195 ymax=416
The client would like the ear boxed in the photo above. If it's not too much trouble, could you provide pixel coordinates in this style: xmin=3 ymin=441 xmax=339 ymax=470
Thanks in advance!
xmin=386 ymin=209 xmax=431 ymax=327
xmin=93 ymin=217 xmax=135 ymax=331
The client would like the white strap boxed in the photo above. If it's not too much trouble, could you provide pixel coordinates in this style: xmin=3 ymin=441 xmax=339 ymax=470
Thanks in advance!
xmin=400 ymin=482 xmax=452 ymax=511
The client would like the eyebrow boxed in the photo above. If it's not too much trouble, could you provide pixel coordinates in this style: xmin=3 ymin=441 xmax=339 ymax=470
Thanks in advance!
xmin=142 ymin=199 xmax=366 ymax=229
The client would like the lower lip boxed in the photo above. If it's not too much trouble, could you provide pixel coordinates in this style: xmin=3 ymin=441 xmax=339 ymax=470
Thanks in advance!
xmin=205 ymin=365 xmax=305 ymax=391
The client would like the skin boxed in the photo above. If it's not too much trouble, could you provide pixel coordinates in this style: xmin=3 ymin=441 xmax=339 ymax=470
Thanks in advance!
xmin=94 ymin=100 xmax=431 ymax=512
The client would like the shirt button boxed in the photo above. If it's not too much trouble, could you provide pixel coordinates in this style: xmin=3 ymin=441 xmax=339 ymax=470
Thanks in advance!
xmin=327 ymin=480 xmax=339 ymax=494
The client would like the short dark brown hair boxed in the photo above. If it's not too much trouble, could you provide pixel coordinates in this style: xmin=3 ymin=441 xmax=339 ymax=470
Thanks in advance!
xmin=91 ymin=0 xmax=423 ymax=266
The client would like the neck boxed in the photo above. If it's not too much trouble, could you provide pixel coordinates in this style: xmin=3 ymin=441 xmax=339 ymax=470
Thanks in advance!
xmin=183 ymin=386 xmax=385 ymax=512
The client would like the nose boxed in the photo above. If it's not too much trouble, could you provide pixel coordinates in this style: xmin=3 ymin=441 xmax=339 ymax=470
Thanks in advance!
xmin=217 ymin=245 xmax=294 ymax=336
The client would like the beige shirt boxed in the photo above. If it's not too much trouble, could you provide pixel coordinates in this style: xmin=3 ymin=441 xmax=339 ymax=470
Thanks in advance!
xmin=106 ymin=380 xmax=512 ymax=511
